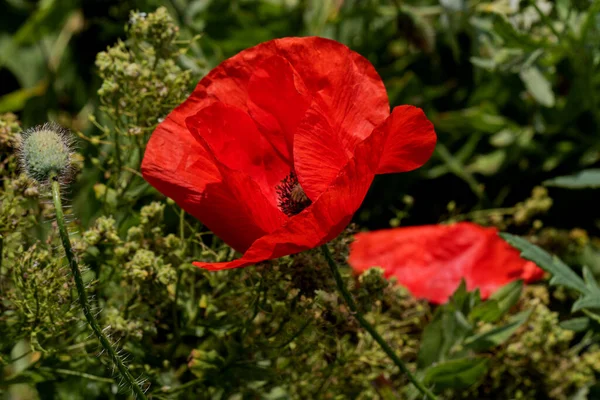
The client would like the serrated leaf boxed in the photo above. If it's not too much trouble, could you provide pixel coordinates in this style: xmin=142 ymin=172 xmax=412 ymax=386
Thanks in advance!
xmin=572 ymin=295 xmax=600 ymax=311
xmin=423 ymin=357 xmax=489 ymax=389
xmin=544 ymin=169 xmax=600 ymax=189
xmin=583 ymin=266 xmax=599 ymax=290
xmin=464 ymin=309 xmax=532 ymax=352
xmin=560 ymin=317 xmax=590 ymax=332
xmin=500 ymin=233 xmax=587 ymax=293
xmin=501 ymin=234 xmax=600 ymax=312
xmin=520 ymin=66 xmax=555 ymax=107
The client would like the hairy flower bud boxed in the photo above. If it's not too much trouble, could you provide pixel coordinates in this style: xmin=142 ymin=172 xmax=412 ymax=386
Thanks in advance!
xmin=19 ymin=123 xmax=74 ymax=184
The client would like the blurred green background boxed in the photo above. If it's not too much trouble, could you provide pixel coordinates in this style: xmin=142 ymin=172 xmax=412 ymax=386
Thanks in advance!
xmin=1 ymin=0 xmax=599 ymax=232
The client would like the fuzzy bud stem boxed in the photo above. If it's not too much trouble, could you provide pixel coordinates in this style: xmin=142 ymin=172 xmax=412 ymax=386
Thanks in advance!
xmin=50 ymin=175 xmax=148 ymax=399
xmin=320 ymin=244 xmax=438 ymax=400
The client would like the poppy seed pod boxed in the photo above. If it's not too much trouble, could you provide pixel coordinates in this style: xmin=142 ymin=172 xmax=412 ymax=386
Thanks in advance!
xmin=19 ymin=123 xmax=74 ymax=184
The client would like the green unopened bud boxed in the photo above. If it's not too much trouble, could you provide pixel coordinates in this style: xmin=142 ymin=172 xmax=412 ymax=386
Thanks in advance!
xmin=19 ymin=123 xmax=73 ymax=184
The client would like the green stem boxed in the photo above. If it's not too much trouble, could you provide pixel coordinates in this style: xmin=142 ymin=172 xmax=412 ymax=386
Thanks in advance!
xmin=320 ymin=244 xmax=437 ymax=400
xmin=39 ymin=367 xmax=115 ymax=383
xmin=50 ymin=177 xmax=148 ymax=400
xmin=530 ymin=1 xmax=561 ymax=39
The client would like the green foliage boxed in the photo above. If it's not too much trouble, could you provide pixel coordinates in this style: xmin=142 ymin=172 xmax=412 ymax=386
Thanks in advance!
xmin=502 ymin=233 xmax=600 ymax=313
xmin=95 ymin=8 xmax=193 ymax=134
xmin=415 ymin=280 xmax=528 ymax=394
xmin=423 ymin=357 xmax=489 ymax=391
xmin=460 ymin=289 xmax=600 ymax=400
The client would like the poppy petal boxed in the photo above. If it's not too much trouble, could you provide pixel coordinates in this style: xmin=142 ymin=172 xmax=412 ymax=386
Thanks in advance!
xmin=247 ymin=55 xmax=311 ymax=162
xmin=372 ymin=105 xmax=437 ymax=174
xmin=193 ymin=170 xmax=285 ymax=253
xmin=348 ymin=223 xmax=543 ymax=304
xmin=141 ymin=96 xmax=222 ymax=217
xmin=292 ymin=48 xmax=389 ymax=200
xmin=185 ymin=102 xmax=290 ymax=204
xmin=293 ymin=99 xmax=350 ymax=200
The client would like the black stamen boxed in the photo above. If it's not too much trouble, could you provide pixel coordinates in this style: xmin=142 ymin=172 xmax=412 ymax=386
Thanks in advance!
xmin=276 ymin=171 xmax=312 ymax=217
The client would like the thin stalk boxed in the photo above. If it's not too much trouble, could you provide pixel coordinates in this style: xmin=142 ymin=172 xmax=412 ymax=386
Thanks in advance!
xmin=50 ymin=176 xmax=148 ymax=400
xmin=320 ymin=244 xmax=437 ymax=400
xmin=531 ymin=1 xmax=561 ymax=39
xmin=170 ymin=209 xmax=186 ymax=358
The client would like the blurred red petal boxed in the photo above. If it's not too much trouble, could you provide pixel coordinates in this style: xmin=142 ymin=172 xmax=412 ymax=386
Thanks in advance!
xmin=348 ymin=223 xmax=543 ymax=304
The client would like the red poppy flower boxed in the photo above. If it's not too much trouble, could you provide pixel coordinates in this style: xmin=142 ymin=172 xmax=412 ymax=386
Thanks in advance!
xmin=348 ymin=222 xmax=544 ymax=304
xmin=141 ymin=37 xmax=436 ymax=271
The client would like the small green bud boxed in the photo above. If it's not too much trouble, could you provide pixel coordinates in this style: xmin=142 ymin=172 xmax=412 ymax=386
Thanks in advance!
xmin=19 ymin=123 xmax=73 ymax=184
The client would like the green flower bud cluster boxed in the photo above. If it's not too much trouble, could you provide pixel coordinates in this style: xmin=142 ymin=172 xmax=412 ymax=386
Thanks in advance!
xmin=459 ymin=186 xmax=553 ymax=231
xmin=2 ymin=244 xmax=78 ymax=348
xmin=128 ymin=8 xmax=179 ymax=58
xmin=95 ymin=7 xmax=193 ymax=135
xmin=0 ymin=113 xmax=21 ymax=177
xmin=512 ymin=186 xmax=553 ymax=226
xmin=140 ymin=202 xmax=165 ymax=226
xmin=356 ymin=267 xmax=388 ymax=309
xmin=125 ymin=249 xmax=175 ymax=286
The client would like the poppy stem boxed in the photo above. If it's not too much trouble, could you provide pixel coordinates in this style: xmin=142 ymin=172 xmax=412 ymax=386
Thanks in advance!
xmin=320 ymin=244 xmax=437 ymax=400
xmin=50 ymin=176 xmax=149 ymax=400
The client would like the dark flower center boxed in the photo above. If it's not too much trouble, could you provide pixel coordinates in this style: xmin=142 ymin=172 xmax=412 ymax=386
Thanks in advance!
xmin=276 ymin=171 xmax=312 ymax=217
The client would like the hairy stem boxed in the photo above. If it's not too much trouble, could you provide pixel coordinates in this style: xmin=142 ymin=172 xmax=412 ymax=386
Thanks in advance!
xmin=51 ymin=177 xmax=148 ymax=399
xmin=320 ymin=244 xmax=437 ymax=400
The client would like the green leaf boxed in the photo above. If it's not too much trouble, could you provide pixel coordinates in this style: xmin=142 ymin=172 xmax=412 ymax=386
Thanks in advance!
xmin=488 ymin=279 xmax=523 ymax=318
xmin=417 ymin=310 xmax=445 ymax=368
xmin=449 ymin=279 xmax=469 ymax=310
xmin=560 ymin=317 xmax=590 ymax=332
xmin=500 ymin=233 xmax=587 ymax=293
xmin=544 ymin=169 xmax=600 ymax=189
xmin=468 ymin=281 xmax=522 ymax=324
xmin=501 ymin=234 xmax=600 ymax=312
xmin=418 ymin=282 xmax=478 ymax=367
xmin=469 ymin=300 xmax=501 ymax=323
xmin=0 ymin=80 xmax=47 ymax=113
xmin=572 ymin=267 xmax=600 ymax=311
xmin=488 ymin=14 xmax=544 ymax=51
xmin=464 ymin=309 xmax=532 ymax=352
xmin=519 ymin=66 xmax=556 ymax=108
xmin=572 ymin=294 xmax=600 ymax=311
xmin=423 ymin=358 xmax=489 ymax=390
xmin=466 ymin=150 xmax=506 ymax=176
xmin=434 ymin=106 xmax=510 ymax=135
